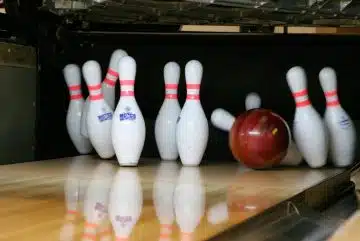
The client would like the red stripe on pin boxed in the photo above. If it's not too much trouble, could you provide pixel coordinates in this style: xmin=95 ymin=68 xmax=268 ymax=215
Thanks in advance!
xmin=187 ymin=94 xmax=200 ymax=100
xmin=165 ymin=94 xmax=177 ymax=99
xmin=70 ymin=94 xmax=82 ymax=100
xmin=327 ymin=100 xmax=340 ymax=106
xmin=108 ymin=68 xmax=118 ymax=77
xmin=121 ymin=91 xmax=134 ymax=96
xmin=90 ymin=94 xmax=103 ymax=100
xmin=120 ymin=80 xmax=135 ymax=85
xmin=325 ymin=90 xmax=337 ymax=97
xmin=293 ymin=89 xmax=308 ymax=97
xmin=296 ymin=100 xmax=310 ymax=107
xmin=69 ymin=85 xmax=81 ymax=91
xmin=88 ymin=84 xmax=101 ymax=90
xmin=165 ymin=84 xmax=178 ymax=89
xmin=187 ymin=84 xmax=200 ymax=89
xmin=104 ymin=78 xmax=116 ymax=86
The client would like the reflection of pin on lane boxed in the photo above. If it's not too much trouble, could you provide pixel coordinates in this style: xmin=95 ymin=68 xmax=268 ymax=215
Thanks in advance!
xmin=207 ymin=166 xmax=256 ymax=225
xmin=227 ymin=170 xmax=281 ymax=215
xmin=82 ymin=162 xmax=116 ymax=241
xmin=153 ymin=161 xmax=179 ymax=241
xmin=97 ymin=219 xmax=113 ymax=241
xmin=64 ymin=156 xmax=95 ymax=219
xmin=62 ymin=157 xmax=95 ymax=241
xmin=207 ymin=202 xmax=229 ymax=225
xmin=109 ymin=168 xmax=143 ymax=241
xmin=174 ymin=167 xmax=205 ymax=241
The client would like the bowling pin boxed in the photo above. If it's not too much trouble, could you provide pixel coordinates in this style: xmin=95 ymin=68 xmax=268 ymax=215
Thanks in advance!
xmin=82 ymin=162 xmax=115 ymax=241
xmin=82 ymin=60 xmax=115 ymax=159
xmin=153 ymin=161 xmax=179 ymax=240
xmin=155 ymin=62 xmax=181 ymax=161
xmin=102 ymin=49 xmax=128 ymax=110
xmin=319 ymin=67 xmax=356 ymax=167
xmin=81 ymin=97 xmax=90 ymax=137
xmin=176 ymin=60 xmax=209 ymax=166
xmin=63 ymin=64 xmax=92 ymax=154
xmin=286 ymin=66 xmax=328 ymax=168
xmin=108 ymin=168 xmax=143 ymax=241
xmin=210 ymin=108 xmax=235 ymax=132
xmin=245 ymin=92 xmax=261 ymax=110
xmin=174 ymin=167 xmax=205 ymax=241
xmin=112 ymin=56 xmax=146 ymax=166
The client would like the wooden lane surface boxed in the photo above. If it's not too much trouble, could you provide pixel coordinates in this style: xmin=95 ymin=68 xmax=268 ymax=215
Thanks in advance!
xmin=0 ymin=155 xmax=343 ymax=241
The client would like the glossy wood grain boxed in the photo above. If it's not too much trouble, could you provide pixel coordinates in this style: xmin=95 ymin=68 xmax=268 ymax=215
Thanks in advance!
xmin=0 ymin=155 xmax=343 ymax=241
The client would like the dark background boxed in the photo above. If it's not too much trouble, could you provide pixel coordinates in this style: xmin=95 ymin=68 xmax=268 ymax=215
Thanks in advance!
xmin=35 ymin=30 xmax=360 ymax=164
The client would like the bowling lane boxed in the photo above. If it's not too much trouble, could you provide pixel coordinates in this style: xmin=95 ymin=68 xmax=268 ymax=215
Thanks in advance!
xmin=0 ymin=155 xmax=344 ymax=241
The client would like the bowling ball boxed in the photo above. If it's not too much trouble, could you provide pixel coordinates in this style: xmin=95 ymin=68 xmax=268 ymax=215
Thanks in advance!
xmin=229 ymin=108 xmax=290 ymax=169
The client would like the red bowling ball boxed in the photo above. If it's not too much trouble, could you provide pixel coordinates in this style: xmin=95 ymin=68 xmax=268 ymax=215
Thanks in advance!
xmin=229 ymin=109 xmax=290 ymax=169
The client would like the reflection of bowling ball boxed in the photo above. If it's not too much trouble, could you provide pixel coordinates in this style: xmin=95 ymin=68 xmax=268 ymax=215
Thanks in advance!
xmin=229 ymin=108 xmax=290 ymax=169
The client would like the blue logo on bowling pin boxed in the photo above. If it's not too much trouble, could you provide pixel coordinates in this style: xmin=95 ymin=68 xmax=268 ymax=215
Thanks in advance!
xmin=119 ymin=106 xmax=136 ymax=121
xmin=97 ymin=112 xmax=113 ymax=122
xmin=338 ymin=115 xmax=350 ymax=129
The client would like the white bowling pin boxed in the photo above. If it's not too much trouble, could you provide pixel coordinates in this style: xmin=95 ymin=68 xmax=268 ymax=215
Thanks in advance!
xmin=286 ymin=66 xmax=328 ymax=168
xmin=82 ymin=60 xmax=115 ymax=159
xmin=155 ymin=62 xmax=181 ymax=161
xmin=319 ymin=67 xmax=356 ymax=167
xmin=102 ymin=49 xmax=128 ymax=110
xmin=245 ymin=92 xmax=261 ymax=110
xmin=108 ymin=168 xmax=143 ymax=241
xmin=82 ymin=162 xmax=116 ymax=241
xmin=112 ymin=56 xmax=146 ymax=166
xmin=174 ymin=167 xmax=205 ymax=241
xmin=176 ymin=60 xmax=209 ymax=166
xmin=63 ymin=64 xmax=92 ymax=154
xmin=153 ymin=161 xmax=179 ymax=240
xmin=81 ymin=97 xmax=90 ymax=137
xmin=210 ymin=108 xmax=235 ymax=132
